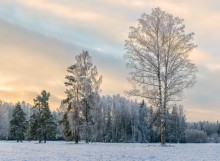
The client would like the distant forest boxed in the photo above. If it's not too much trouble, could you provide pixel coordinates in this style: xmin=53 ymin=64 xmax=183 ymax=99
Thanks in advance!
xmin=0 ymin=95 xmax=219 ymax=143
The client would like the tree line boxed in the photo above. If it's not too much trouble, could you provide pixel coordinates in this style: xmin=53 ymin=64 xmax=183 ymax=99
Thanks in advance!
xmin=0 ymin=50 xmax=218 ymax=143
xmin=0 ymin=96 xmax=219 ymax=143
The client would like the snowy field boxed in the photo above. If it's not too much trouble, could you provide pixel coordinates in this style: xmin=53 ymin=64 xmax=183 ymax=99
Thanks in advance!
xmin=0 ymin=141 xmax=220 ymax=161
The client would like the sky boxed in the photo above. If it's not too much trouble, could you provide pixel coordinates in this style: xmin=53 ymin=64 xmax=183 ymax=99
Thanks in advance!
xmin=0 ymin=0 xmax=220 ymax=122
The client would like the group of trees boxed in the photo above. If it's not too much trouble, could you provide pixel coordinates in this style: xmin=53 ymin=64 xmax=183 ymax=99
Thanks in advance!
xmin=2 ymin=91 xmax=56 ymax=143
xmin=58 ymin=95 xmax=188 ymax=143
xmin=0 ymin=50 xmax=190 ymax=143
xmin=2 ymin=8 xmax=218 ymax=145
xmin=0 ymin=49 xmax=217 ymax=144
xmin=0 ymin=46 xmax=218 ymax=144
xmin=1 ymin=96 xmax=219 ymax=143
xmin=186 ymin=121 xmax=220 ymax=143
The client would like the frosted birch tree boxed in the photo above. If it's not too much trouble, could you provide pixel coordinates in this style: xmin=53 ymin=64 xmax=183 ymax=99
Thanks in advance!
xmin=124 ymin=8 xmax=197 ymax=145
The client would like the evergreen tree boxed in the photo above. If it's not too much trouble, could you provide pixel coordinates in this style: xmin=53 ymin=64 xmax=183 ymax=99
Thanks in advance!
xmin=59 ymin=111 xmax=73 ymax=141
xmin=167 ymin=105 xmax=186 ymax=143
xmin=148 ymin=106 xmax=154 ymax=142
xmin=138 ymin=100 xmax=149 ymax=143
xmin=10 ymin=102 xmax=27 ymax=142
xmin=0 ymin=101 xmax=13 ymax=140
xmin=41 ymin=105 xmax=57 ymax=142
xmin=63 ymin=51 xmax=102 ymax=143
xmin=102 ymin=96 xmax=112 ymax=142
xmin=169 ymin=106 xmax=180 ymax=143
xmin=148 ymin=106 xmax=160 ymax=143
xmin=178 ymin=106 xmax=187 ymax=143
xmin=29 ymin=90 xmax=56 ymax=143
xmin=218 ymin=123 xmax=220 ymax=136
xmin=28 ymin=113 xmax=38 ymax=140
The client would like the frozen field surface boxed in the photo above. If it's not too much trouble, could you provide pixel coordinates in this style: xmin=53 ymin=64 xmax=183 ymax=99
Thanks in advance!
xmin=0 ymin=141 xmax=220 ymax=161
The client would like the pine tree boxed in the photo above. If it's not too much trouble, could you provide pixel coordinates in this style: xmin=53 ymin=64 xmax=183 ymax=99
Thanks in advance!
xmin=138 ymin=100 xmax=149 ymax=143
xmin=63 ymin=51 xmax=102 ymax=143
xmin=28 ymin=113 xmax=38 ymax=140
xmin=59 ymin=111 xmax=73 ymax=141
xmin=29 ymin=90 xmax=56 ymax=143
xmin=10 ymin=102 xmax=27 ymax=142
xmin=169 ymin=106 xmax=179 ymax=143
xmin=41 ymin=105 xmax=57 ymax=143
xmin=178 ymin=106 xmax=187 ymax=143
xmin=0 ymin=101 xmax=13 ymax=140
xmin=218 ymin=123 xmax=220 ymax=136
xmin=167 ymin=105 xmax=186 ymax=143
xmin=148 ymin=106 xmax=161 ymax=143
xmin=103 ymin=96 xmax=112 ymax=142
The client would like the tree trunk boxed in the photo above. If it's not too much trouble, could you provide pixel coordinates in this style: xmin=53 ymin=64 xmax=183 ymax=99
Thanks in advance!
xmin=161 ymin=121 xmax=166 ymax=145
xmin=44 ymin=132 xmax=47 ymax=143
xmin=157 ymin=57 xmax=165 ymax=145
xmin=85 ymin=103 xmax=89 ymax=143
xmin=75 ymin=128 xmax=79 ymax=144
xmin=86 ymin=123 xmax=89 ymax=143
xmin=39 ymin=135 xmax=42 ymax=143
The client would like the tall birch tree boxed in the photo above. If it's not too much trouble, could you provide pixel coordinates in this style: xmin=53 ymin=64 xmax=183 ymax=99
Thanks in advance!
xmin=124 ymin=8 xmax=197 ymax=145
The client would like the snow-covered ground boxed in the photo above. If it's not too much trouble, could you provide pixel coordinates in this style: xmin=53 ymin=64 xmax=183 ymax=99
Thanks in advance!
xmin=0 ymin=141 xmax=220 ymax=161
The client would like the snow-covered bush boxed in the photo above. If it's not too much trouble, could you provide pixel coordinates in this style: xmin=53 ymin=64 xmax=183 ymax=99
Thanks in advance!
xmin=186 ymin=129 xmax=207 ymax=143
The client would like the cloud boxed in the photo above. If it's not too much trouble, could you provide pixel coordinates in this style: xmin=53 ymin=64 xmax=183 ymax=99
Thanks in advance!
xmin=0 ymin=0 xmax=133 ymax=55
xmin=0 ymin=19 xmax=72 ymax=107
xmin=183 ymin=64 xmax=220 ymax=121
xmin=0 ymin=19 xmax=129 ymax=108
xmin=185 ymin=108 xmax=220 ymax=122
xmin=0 ymin=0 xmax=220 ymax=121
